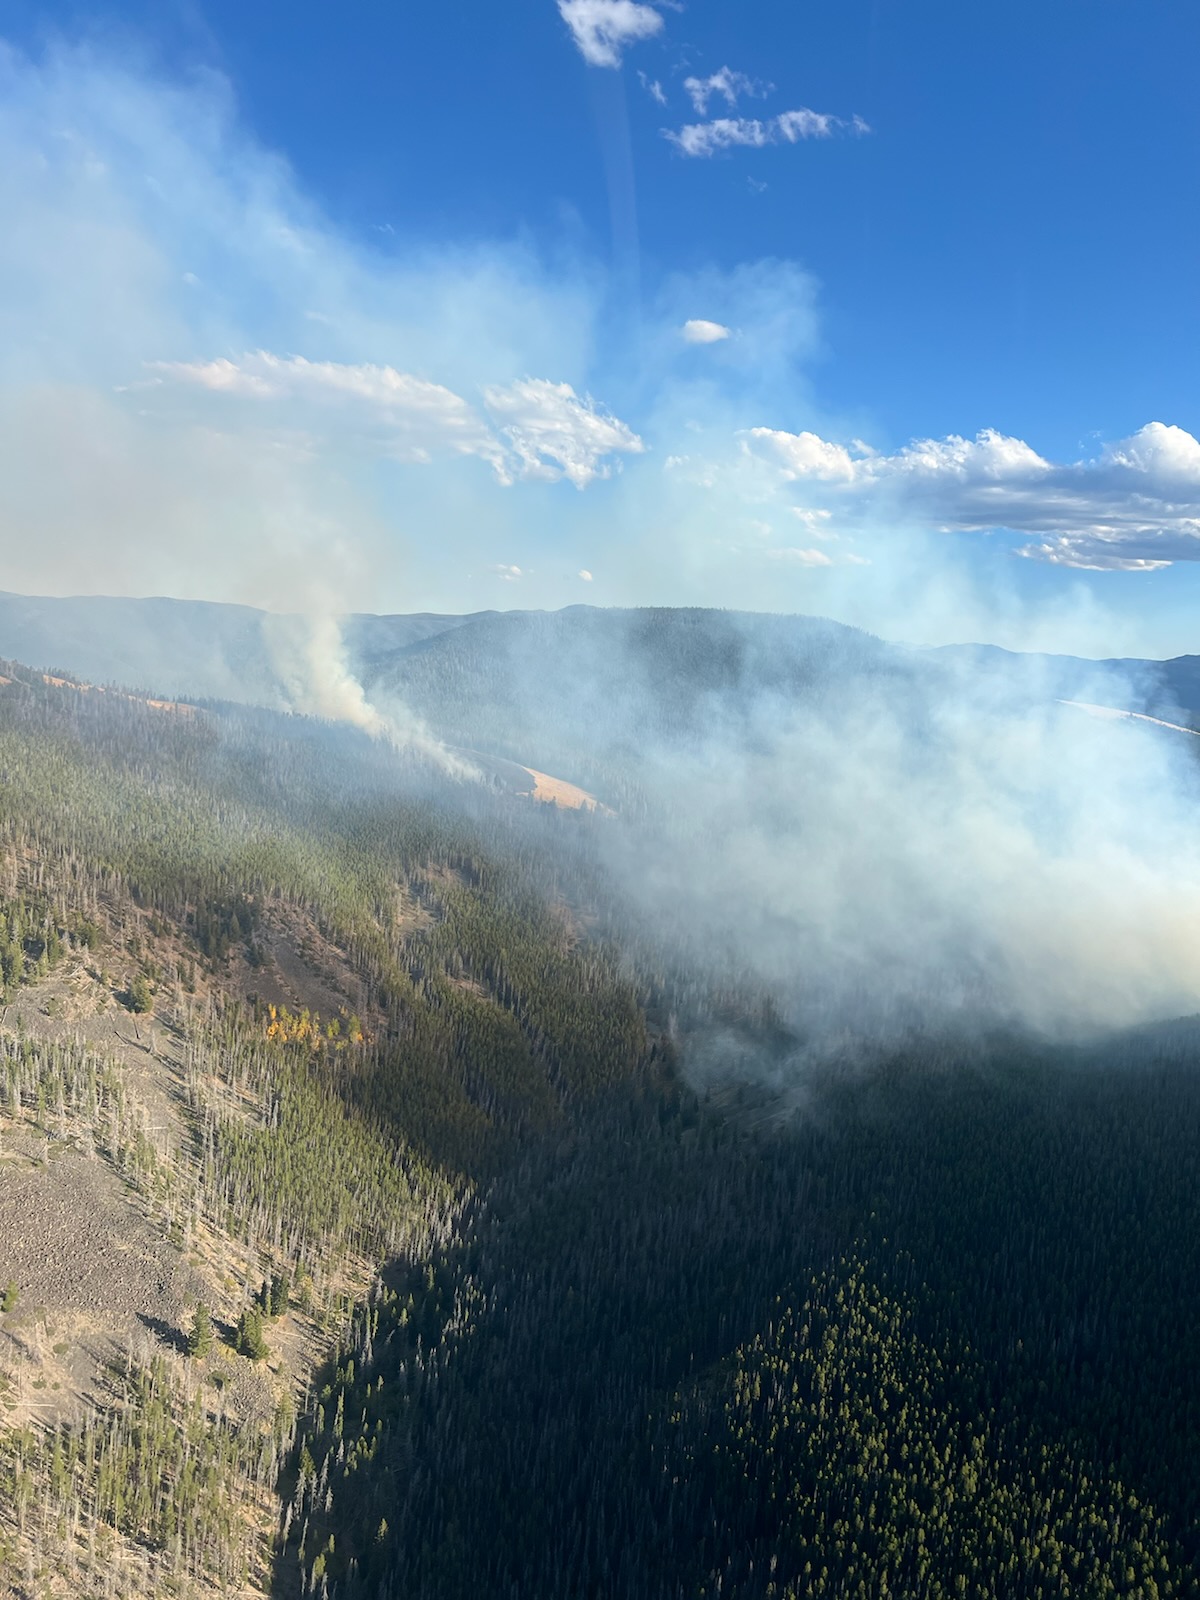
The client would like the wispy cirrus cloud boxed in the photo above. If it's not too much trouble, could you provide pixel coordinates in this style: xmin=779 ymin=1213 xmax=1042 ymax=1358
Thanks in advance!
xmin=747 ymin=421 xmax=1200 ymax=570
xmin=637 ymin=70 xmax=667 ymax=105
xmin=664 ymin=108 xmax=870 ymax=158
xmin=557 ymin=0 xmax=664 ymax=68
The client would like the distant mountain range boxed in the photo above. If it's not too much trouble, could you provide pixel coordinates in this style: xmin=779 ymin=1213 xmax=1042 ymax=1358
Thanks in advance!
xmin=0 ymin=590 xmax=485 ymax=707
xmin=1 ymin=591 xmax=1197 ymax=771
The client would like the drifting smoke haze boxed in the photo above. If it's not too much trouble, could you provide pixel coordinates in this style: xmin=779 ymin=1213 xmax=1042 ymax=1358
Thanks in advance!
xmin=630 ymin=675 xmax=1200 ymax=1053
xmin=401 ymin=608 xmax=1200 ymax=1068
xmin=3 ymin=33 xmax=1200 ymax=1075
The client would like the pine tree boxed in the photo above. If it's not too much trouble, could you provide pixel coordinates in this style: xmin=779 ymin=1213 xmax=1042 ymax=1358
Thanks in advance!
xmin=127 ymin=973 xmax=153 ymax=1014
xmin=186 ymin=1303 xmax=213 ymax=1358
xmin=236 ymin=1307 xmax=268 ymax=1361
xmin=269 ymin=1269 xmax=291 ymax=1319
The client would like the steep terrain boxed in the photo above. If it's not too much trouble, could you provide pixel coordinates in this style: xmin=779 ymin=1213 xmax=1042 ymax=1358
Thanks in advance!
xmin=0 ymin=668 xmax=647 ymax=1597
xmin=0 ymin=650 xmax=1198 ymax=1599
xmin=4 ymin=592 xmax=1199 ymax=763
xmin=0 ymin=593 xmax=484 ymax=709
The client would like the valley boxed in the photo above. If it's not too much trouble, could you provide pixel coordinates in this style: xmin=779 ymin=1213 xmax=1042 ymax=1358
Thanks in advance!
xmin=0 ymin=610 xmax=1197 ymax=1599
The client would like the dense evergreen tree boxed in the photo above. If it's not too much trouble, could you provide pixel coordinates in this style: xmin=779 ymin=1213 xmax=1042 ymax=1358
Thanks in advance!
xmin=0 ymin=664 xmax=1197 ymax=1600
xmin=186 ymin=1304 xmax=213 ymax=1359
xmin=236 ymin=1308 xmax=269 ymax=1362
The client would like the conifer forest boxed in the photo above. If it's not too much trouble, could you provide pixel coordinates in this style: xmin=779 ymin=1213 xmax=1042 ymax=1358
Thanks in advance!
xmin=0 ymin=648 xmax=1197 ymax=1600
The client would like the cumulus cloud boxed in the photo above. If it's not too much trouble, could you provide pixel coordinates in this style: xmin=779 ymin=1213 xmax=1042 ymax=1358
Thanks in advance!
xmin=579 ymin=568 xmax=594 ymax=581
xmin=482 ymin=377 xmax=645 ymax=488
xmin=750 ymin=428 xmax=868 ymax=481
xmin=152 ymin=354 xmax=644 ymax=487
xmin=152 ymin=351 xmax=509 ymax=473
xmin=0 ymin=37 xmax=651 ymax=613
xmin=557 ymin=0 xmax=664 ymax=68
xmin=746 ymin=421 xmax=1200 ymax=569
xmin=681 ymin=318 xmax=732 ymax=344
xmin=490 ymin=563 xmax=523 ymax=581
xmin=1 ymin=32 xmax=1180 ymax=646
xmin=665 ymin=108 xmax=869 ymax=158
xmin=683 ymin=67 xmax=769 ymax=116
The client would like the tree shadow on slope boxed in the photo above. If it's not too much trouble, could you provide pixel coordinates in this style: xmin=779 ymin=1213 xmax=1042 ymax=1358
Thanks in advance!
xmin=271 ymin=1030 xmax=1200 ymax=1600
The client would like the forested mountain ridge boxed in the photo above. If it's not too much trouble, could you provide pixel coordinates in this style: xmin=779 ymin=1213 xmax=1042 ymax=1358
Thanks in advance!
xmin=4 ymin=591 xmax=1199 ymax=759
xmin=0 ymin=593 xmax=488 ymax=709
xmin=0 ymin=656 xmax=1197 ymax=1598
xmin=0 ymin=665 xmax=651 ymax=1596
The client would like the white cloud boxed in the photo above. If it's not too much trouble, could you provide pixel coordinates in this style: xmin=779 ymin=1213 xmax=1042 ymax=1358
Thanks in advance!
xmin=557 ymin=0 xmax=664 ymax=68
xmin=154 ymin=352 xmax=449 ymax=409
xmin=152 ymin=355 xmax=644 ymax=489
xmin=637 ymin=70 xmax=667 ymax=105
xmin=790 ymin=507 xmax=836 ymax=539
xmin=664 ymin=107 xmax=868 ymax=157
xmin=681 ymin=318 xmax=732 ymax=344
xmin=152 ymin=350 xmax=508 ymax=469
xmin=0 ymin=39 xmax=655 ymax=612
xmin=482 ymin=377 xmax=645 ymax=488
xmin=747 ymin=421 xmax=1200 ymax=569
xmin=1104 ymin=421 xmax=1200 ymax=479
xmin=766 ymin=546 xmax=833 ymax=567
xmin=1019 ymin=543 xmax=1172 ymax=574
xmin=683 ymin=67 xmax=769 ymax=116
xmin=775 ymin=108 xmax=836 ymax=140
xmin=781 ymin=110 xmax=871 ymax=141
xmin=579 ymin=568 xmax=594 ymax=581
xmin=666 ymin=118 xmax=772 ymax=157
xmin=750 ymin=427 xmax=863 ymax=481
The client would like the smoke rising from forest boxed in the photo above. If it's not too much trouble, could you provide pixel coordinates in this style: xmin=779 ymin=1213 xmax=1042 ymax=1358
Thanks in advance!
xmin=437 ymin=611 xmax=1200 ymax=1067
xmin=263 ymin=611 xmax=476 ymax=779
xmin=621 ymin=652 xmax=1200 ymax=1064
xmin=3 ymin=35 xmax=1199 ymax=1067
xmin=248 ymin=598 xmax=1200 ymax=1058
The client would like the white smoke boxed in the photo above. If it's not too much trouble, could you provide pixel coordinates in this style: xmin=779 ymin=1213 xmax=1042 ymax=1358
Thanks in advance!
xmin=262 ymin=612 xmax=477 ymax=780
xmin=603 ymin=643 xmax=1200 ymax=1057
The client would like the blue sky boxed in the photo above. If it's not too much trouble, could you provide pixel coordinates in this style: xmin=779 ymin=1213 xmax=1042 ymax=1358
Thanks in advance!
xmin=2 ymin=0 xmax=1199 ymax=654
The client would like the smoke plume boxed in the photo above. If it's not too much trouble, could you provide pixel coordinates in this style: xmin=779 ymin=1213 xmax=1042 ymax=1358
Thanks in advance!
xmin=263 ymin=612 xmax=477 ymax=780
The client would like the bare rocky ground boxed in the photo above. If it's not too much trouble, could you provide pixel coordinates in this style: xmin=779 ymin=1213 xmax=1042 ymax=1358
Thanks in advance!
xmin=0 ymin=1128 xmax=200 ymax=1428
xmin=0 ymin=903 xmax=382 ymax=1598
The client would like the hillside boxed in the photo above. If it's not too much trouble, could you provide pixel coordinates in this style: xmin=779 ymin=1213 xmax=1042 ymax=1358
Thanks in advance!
xmin=0 ymin=593 xmax=486 ymax=709
xmin=4 ymin=594 xmax=1199 ymax=775
xmin=929 ymin=639 xmax=1200 ymax=725
xmin=0 ymin=648 xmax=1198 ymax=1598
xmin=0 ymin=666 xmax=648 ymax=1597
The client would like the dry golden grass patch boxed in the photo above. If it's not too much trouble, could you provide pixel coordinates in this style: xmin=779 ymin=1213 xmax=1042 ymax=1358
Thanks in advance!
xmin=521 ymin=767 xmax=610 ymax=813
